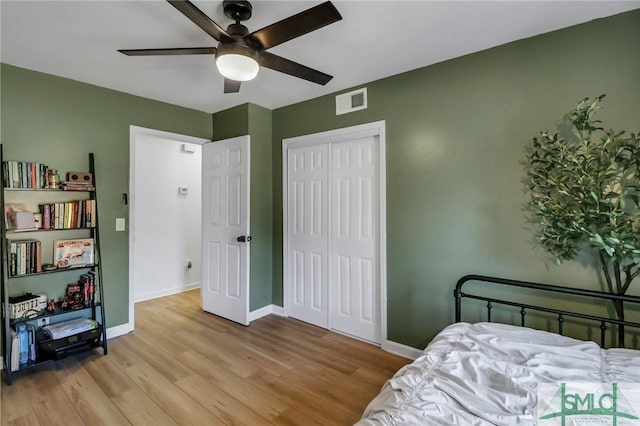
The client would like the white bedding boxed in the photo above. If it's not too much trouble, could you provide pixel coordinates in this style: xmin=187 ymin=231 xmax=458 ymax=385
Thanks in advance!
xmin=357 ymin=322 xmax=640 ymax=425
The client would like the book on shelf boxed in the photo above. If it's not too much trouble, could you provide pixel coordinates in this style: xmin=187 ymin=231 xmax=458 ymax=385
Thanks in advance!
xmin=54 ymin=238 xmax=94 ymax=268
xmin=79 ymin=271 xmax=97 ymax=307
xmin=60 ymin=181 xmax=95 ymax=192
xmin=8 ymin=239 xmax=42 ymax=276
xmin=9 ymin=242 xmax=16 ymax=276
xmin=2 ymin=161 xmax=51 ymax=189
xmin=38 ymin=199 xmax=95 ymax=230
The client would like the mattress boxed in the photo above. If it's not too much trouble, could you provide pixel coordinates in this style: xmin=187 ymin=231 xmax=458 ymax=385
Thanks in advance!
xmin=357 ymin=322 xmax=640 ymax=425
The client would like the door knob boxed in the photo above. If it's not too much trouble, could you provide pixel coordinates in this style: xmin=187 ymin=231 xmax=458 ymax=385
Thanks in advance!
xmin=237 ymin=235 xmax=252 ymax=242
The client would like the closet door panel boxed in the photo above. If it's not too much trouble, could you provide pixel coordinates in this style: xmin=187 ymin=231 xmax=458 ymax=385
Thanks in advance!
xmin=287 ymin=144 xmax=329 ymax=328
xmin=329 ymin=136 xmax=380 ymax=343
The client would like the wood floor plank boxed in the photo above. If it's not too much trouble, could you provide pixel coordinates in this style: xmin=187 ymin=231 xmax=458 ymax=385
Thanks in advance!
xmin=178 ymin=350 xmax=289 ymax=420
xmin=245 ymin=318 xmax=364 ymax=375
xmin=1 ymin=379 xmax=38 ymax=426
xmin=5 ymin=412 xmax=40 ymax=426
xmin=179 ymin=327 xmax=294 ymax=378
xmin=175 ymin=374 xmax=274 ymax=426
xmin=54 ymin=357 xmax=131 ymax=426
xmin=118 ymin=332 xmax=192 ymax=383
xmin=1 ymin=289 xmax=410 ymax=426
xmin=103 ymin=337 xmax=145 ymax=370
xmin=110 ymin=388 xmax=178 ymax=426
xmin=84 ymin=355 xmax=136 ymax=398
xmin=352 ymin=365 xmax=398 ymax=387
xmin=22 ymin=370 xmax=85 ymax=426
xmin=249 ymin=371 xmax=358 ymax=425
xmin=173 ymin=330 xmax=261 ymax=379
xmin=272 ymin=407 xmax=326 ymax=426
xmin=29 ymin=386 xmax=86 ymax=426
xmin=124 ymin=362 xmax=223 ymax=425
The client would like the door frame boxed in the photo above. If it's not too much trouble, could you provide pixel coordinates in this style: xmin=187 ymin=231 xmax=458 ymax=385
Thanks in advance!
xmin=128 ymin=125 xmax=209 ymax=332
xmin=282 ymin=120 xmax=387 ymax=345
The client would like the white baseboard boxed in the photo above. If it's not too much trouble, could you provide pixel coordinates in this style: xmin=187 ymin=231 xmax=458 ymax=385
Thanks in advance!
xmin=382 ymin=340 xmax=424 ymax=360
xmin=248 ymin=304 xmax=286 ymax=322
xmin=106 ymin=323 xmax=131 ymax=339
xmin=134 ymin=282 xmax=200 ymax=303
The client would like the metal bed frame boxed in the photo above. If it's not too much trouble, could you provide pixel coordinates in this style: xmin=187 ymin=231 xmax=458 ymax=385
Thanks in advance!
xmin=454 ymin=274 xmax=640 ymax=348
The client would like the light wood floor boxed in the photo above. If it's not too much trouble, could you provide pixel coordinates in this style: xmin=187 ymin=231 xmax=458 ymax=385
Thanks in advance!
xmin=1 ymin=290 xmax=409 ymax=425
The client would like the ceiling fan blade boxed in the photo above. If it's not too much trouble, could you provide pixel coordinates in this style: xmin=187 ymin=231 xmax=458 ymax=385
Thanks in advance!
xmin=245 ymin=1 xmax=342 ymax=50
xmin=118 ymin=47 xmax=217 ymax=56
xmin=258 ymin=51 xmax=332 ymax=85
xmin=224 ymin=78 xmax=242 ymax=93
xmin=167 ymin=0 xmax=233 ymax=42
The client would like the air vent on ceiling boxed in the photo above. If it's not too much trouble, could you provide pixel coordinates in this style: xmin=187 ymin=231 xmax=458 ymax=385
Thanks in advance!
xmin=336 ymin=88 xmax=367 ymax=115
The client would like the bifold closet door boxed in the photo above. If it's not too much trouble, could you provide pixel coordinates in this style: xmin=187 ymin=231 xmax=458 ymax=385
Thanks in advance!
xmin=286 ymin=136 xmax=380 ymax=343
xmin=329 ymin=136 xmax=380 ymax=343
xmin=286 ymin=144 xmax=329 ymax=328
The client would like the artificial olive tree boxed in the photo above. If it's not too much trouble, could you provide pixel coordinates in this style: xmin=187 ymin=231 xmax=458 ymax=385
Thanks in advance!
xmin=525 ymin=95 xmax=640 ymax=345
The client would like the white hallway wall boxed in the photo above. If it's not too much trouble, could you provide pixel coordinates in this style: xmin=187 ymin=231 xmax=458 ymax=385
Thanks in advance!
xmin=133 ymin=135 xmax=202 ymax=302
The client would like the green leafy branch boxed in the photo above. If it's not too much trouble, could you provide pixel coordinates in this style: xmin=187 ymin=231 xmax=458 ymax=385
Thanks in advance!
xmin=524 ymin=95 xmax=640 ymax=343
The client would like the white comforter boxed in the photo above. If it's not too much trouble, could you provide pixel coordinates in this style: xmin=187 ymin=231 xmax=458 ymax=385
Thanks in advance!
xmin=357 ymin=322 xmax=640 ymax=425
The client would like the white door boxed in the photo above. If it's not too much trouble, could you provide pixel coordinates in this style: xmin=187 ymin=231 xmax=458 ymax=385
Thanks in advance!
xmin=286 ymin=144 xmax=329 ymax=328
xmin=329 ymin=136 xmax=380 ymax=343
xmin=201 ymin=136 xmax=250 ymax=325
xmin=284 ymin=125 xmax=383 ymax=345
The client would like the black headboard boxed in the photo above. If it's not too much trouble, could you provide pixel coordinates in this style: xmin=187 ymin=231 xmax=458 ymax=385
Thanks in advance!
xmin=454 ymin=274 xmax=640 ymax=348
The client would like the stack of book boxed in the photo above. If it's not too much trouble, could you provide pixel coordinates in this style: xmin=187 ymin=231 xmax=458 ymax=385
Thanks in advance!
xmin=60 ymin=181 xmax=95 ymax=192
xmin=79 ymin=271 xmax=97 ymax=307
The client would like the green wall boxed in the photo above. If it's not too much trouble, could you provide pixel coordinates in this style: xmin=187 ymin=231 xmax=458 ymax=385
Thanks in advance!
xmin=271 ymin=10 xmax=640 ymax=348
xmin=247 ymin=104 xmax=273 ymax=310
xmin=212 ymin=103 xmax=248 ymax=140
xmin=212 ymin=103 xmax=273 ymax=311
xmin=0 ymin=64 xmax=212 ymax=333
xmin=1 ymin=9 xmax=638 ymax=353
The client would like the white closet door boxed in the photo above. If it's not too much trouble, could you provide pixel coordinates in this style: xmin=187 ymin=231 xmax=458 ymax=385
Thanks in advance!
xmin=286 ymin=144 xmax=329 ymax=328
xmin=329 ymin=136 xmax=380 ymax=343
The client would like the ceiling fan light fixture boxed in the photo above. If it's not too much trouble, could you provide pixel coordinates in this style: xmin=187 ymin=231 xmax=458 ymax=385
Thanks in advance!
xmin=120 ymin=0 xmax=342 ymax=92
xmin=216 ymin=53 xmax=259 ymax=81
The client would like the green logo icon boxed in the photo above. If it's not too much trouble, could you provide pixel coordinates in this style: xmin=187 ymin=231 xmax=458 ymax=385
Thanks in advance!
xmin=539 ymin=383 xmax=639 ymax=425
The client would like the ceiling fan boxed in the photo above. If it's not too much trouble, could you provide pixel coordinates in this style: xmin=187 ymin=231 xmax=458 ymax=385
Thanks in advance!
xmin=119 ymin=0 xmax=342 ymax=94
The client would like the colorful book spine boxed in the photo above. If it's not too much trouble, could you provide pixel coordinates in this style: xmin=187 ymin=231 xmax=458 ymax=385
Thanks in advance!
xmin=9 ymin=239 xmax=42 ymax=276
xmin=19 ymin=242 xmax=26 ymax=275
xmin=9 ymin=242 xmax=17 ymax=276
xmin=2 ymin=161 xmax=52 ymax=188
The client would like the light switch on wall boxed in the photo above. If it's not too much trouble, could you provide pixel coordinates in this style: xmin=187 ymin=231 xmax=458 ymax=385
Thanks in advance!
xmin=115 ymin=218 xmax=126 ymax=232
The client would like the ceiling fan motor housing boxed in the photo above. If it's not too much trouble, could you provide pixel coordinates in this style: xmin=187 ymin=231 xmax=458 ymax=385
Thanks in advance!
xmin=223 ymin=1 xmax=252 ymax=22
xmin=226 ymin=23 xmax=250 ymax=37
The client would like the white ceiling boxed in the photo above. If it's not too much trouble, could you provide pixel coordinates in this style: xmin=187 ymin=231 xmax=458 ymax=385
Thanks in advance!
xmin=1 ymin=1 xmax=638 ymax=114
